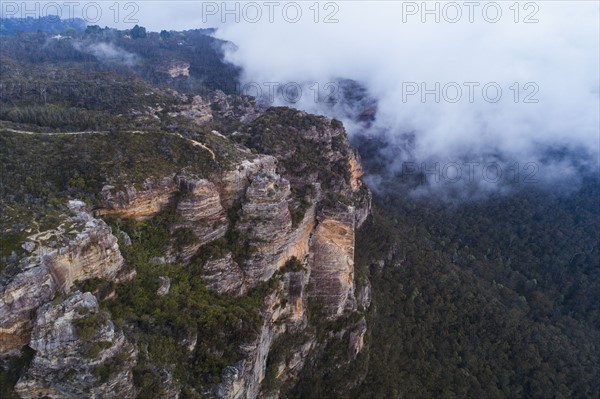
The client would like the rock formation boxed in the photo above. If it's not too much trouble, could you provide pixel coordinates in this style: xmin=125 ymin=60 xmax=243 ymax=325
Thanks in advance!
xmin=96 ymin=177 xmax=177 ymax=220
xmin=14 ymin=292 xmax=137 ymax=398
xmin=308 ymin=207 xmax=358 ymax=316
xmin=202 ymin=254 xmax=246 ymax=296
xmin=0 ymin=202 xmax=125 ymax=355
xmin=1 ymin=97 xmax=372 ymax=399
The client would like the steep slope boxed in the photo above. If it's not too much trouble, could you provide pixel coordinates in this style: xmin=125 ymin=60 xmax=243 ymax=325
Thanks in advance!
xmin=0 ymin=80 xmax=371 ymax=398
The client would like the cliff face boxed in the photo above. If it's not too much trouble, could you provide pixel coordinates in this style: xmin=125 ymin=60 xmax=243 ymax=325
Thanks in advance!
xmin=0 ymin=201 xmax=125 ymax=356
xmin=95 ymin=156 xmax=277 ymax=224
xmin=14 ymin=292 xmax=137 ymax=399
xmin=174 ymin=177 xmax=229 ymax=262
xmin=237 ymin=169 xmax=294 ymax=286
xmin=96 ymin=177 xmax=177 ymax=220
xmin=309 ymin=207 xmax=358 ymax=316
xmin=213 ymin=156 xmax=279 ymax=209
xmin=195 ymin=109 xmax=373 ymax=398
xmin=92 ymin=155 xmax=283 ymax=267
xmin=202 ymin=254 xmax=246 ymax=296
xmin=1 ymin=102 xmax=371 ymax=399
xmin=208 ymin=271 xmax=312 ymax=399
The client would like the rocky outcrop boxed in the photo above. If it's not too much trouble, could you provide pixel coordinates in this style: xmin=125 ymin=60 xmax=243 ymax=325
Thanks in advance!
xmin=214 ymin=156 xmax=279 ymax=209
xmin=169 ymin=94 xmax=213 ymax=124
xmin=93 ymin=157 xmax=280 ymax=264
xmin=174 ymin=177 xmax=229 ymax=261
xmin=0 ymin=202 xmax=125 ymax=355
xmin=45 ymin=217 xmax=124 ymax=294
xmin=203 ymin=254 xmax=246 ymax=296
xmin=228 ymin=323 xmax=275 ymax=399
xmin=210 ymin=91 xmax=265 ymax=124
xmin=0 ymin=267 xmax=55 ymax=354
xmin=192 ymin=110 xmax=372 ymax=397
xmin=161 ymin=61 xmax=190 ymax=78
xmin=234 ymin=173 xmax=319 ymax=291
xmin=96 ymin=177 xmax=177 ymax=220
xmin=1 ymin=98 xmax=372 ymax=398
xmin=157 ymin=276 xmax=171 ymax=296
xmin=176 ymin=178 xmax=227 ymax=241
xmin=168 ymin=91 xmax=264 ymax=127
xmin=224 ymin=269 xmax=314 ymax=399
xmin=14 ymin=292 xmax=137 ymax=398
xmin=209 ymin=285 xmax=300 ymax=399
xmin=209 ymin=292 xmax=277 ymax=399
xmin=237 ymin=171 xmax=293 ymax=285
xmin=348 ymin=149 xmax=364 ymax=193
xmin=348 ymin=317 xmax=368 ymax=360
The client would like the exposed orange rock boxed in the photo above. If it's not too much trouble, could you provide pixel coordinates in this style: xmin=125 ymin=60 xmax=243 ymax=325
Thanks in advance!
xmin=348 ymin=151 xmax=364 ymax=192
xmin=0 ymin=204 xmax=124 ymax=355
xmin=95 ymin=177 xmax=177 ymax=220
xmin=308 ymin=207 xmax=357 ymax=316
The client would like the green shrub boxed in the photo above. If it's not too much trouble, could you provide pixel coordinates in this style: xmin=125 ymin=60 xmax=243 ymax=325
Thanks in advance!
xmin=281 ymin=257 xmax=305 ymax=273
xmin=73 ymin=311 xmax=108 ymax=342
xmin=173 ymin=227 xmax=199 ymax=251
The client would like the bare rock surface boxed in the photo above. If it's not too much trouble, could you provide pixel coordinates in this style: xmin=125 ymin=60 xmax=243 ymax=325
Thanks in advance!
xmin=15 ymin=291 xmax=137 ymax=399
xmin=0 ymin=204 xmax=125 ymax=355
xmin=203 ymin=254 xmax=246 ymax=296
xmin=96 ymin=176 xmax=178 ymax=220
xmin=308 ymin=207 xmax=358 ymax=316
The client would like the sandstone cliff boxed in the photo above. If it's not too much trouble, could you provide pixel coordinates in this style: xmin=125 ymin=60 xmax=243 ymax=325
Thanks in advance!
xmin=1 ymin=101 xmax=371 ymax=399
xmin=14 ymin=292 xmax=137 ymax=398
xmin=0 ymin=201 xmax=125 ymax=356
xmin=308 ymin=207 xmax=358 ymax=316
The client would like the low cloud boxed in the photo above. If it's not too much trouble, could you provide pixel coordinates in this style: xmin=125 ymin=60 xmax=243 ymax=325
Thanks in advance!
xmin=212 ymin=1 xmax=599 ymax=198
xmin=73 ymin=41 xmax=138 ymax=67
